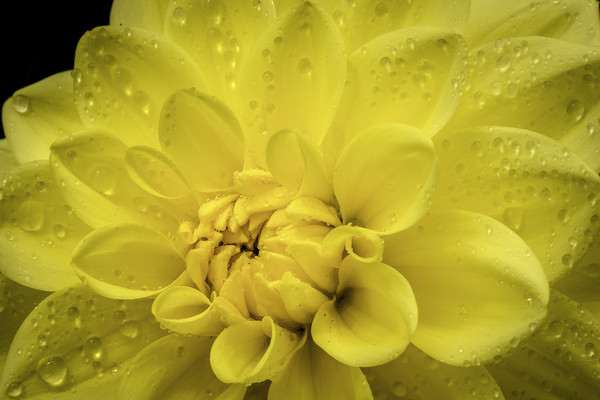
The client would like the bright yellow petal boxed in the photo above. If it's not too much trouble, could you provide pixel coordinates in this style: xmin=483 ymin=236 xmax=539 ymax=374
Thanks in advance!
xmin=2 ymin=71 xmax=84 ymax=163
xmin=117 ymin=334 xmax=246 ymax=400
xmin=432 ymin=126 xmax=600 ymax=282
xmin=72 ymin=224 xmax=188 ymax=299
xmin=0 ymin=161 xmax=90 ymax=291
xmin=163 ymin=0 xmax=276 ymax=107
xmin=467 ymin=0 xmax=600 ymax=47
xmin=333 ymin=124 xmax=437 ymax=234
xmin=268 ymin=336 xmax=373 ymax=400
xmin=384 ymin=211 xmax=549 ymax=366
xmin=444 ymin=36 xmax=600 ymax=172
xmin=487 ymin=290 xmax=600 ymax=399
xmin=0 ymin=285 xmax=165 ymax=399
xmin=152 ymin=286 xmax=225 ymax=336
xmin=210 ymin=317 xmax=304 ymax=384
xmin=333 ymin=27 xmax=467 ymax=140
xmin=321 ymin=225 xmax=384 ymax=264
xmin=158 ymin=89 xmax=244 ymax=192
xmin=365 ymin=344 xmax=506 ymax=400
xmin=109 ymin=0 xmax=171 ymax=33
xmin=239 ymin=2 xmax=346 ymax=167
xmin=50 ymin=130 xmax=185 ymax=235
xmin=73 ymin=26 xmax=209 ymax=147
xmin=311 ymin=257 xmax=417 ymax=367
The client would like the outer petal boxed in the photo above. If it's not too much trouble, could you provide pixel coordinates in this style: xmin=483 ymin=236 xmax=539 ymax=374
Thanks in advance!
xmin=0 ymin=285 xmax=165 ymax=399
xmin=0 ymin=161 xmax=90 ymax=291
xmin=210 ymin=316 xmax=304 ymax=384
xmin=0 ymin=139 xmax=19 ymax=174
xmin=50 ymin=130 xmax=185 ymax=235
xmin=239 ymin=2 xmax=346 ymax=167
xmin=163 ymin=0 xmax=276 ymax=107
xmin=333 ymin=124 xmax=437 ymax=235
xmin=73 ymin=26 xmax=209 ymax=147
xmin=109 ymin=0 xmax=171 ymax=33
xmin=268 ymin=336 xmax=373 ymax=400
xmin=487 ymin=290 xmax=600 ymax=399
xmin=467 ymin=0 xmax=600 ymax=47
xmin=333 ymin=27 xmax=467 ymax=141
xmin=2 ymin=71 xmax=84 ymax=163
xmin=158 ymin=89 xmax=244 ymax=192
xmin=311 ymin=257 xmax=417 ymax=367
xmin=71 ymin=224 xmax=187 ymax=299
xmin=365 ymin=344 xmax=506 ymax=400
xmin=432 ymin=126 xmax=600 ymax=282
xmin=444 ymin=36 xmax=600 ymax=172
xmin=384 ymin=210 xmax=549 ymax=366
xmin=118 ymin=334 xmax=246 ymax=400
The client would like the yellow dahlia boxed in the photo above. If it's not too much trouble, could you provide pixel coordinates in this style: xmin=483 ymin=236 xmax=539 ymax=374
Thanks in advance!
xmin=1 ymin=0 xmax=600 ymax=399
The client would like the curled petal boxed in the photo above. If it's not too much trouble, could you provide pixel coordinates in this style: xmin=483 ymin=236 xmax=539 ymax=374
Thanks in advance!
xmin=321 ymin=225 xmax=384 ymax=264
xmin=72 ymin=224 xmax=188 ymax=299
xmin=210 ymin=316 xmax=305 ymax=384
xmin=312 ymin=257 xmax=417 ymax=367
xmin=385 ymin=210 xmax=549 ymax=365
xmin=2 ymin=71 xmax=84 ymax=163
xmin=333 ymin=124 xmax=437 ymax=235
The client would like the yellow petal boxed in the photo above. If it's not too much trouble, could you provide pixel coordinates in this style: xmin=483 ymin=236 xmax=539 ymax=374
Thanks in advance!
xmin=0 ymin=161 xmax=90 ymax=291
xmin=73 ymin=26 xmax=209 ymax=147
xmin=109 ymin=0 xmax=171 ymax=33
xmin=0 ymin=285 xmax=165 ymax=399
xmin=50 ymin=130 xmax=183 ymax=235
xmin=365 ymin=344 xmax=505 ymax=400
xmin=467 ymin=0 xmax=600 ymax=47
xmin=239 ymin=2 xmax=346 ymax=167
xmin=152 ymin=286 xmax=225 ymax=336
xmin=163 ymin=0 xmax=276 ymax=107
xmin=271 ymin=272 xmax=330 ymax=326
xmin=444 ymin=36 xmax=600 ymax=172
xmin=333 ymin=27 xmax=467 ymax=140
xmin=487 ymin=290 xmax=600 ymax=399
xmin=321 ymin=225 xmax=384 ymax=264
xmin=72 ymin=224 xmax=187 ymax=299
xmin=286 ymin=240 xmax=338 ymax=294
xmin=311 ymin=256 xmax=417 ymax=367
xmin=268 ymin=336 xmax=373 ymax=400
xmin=333 ymin=124 xmax=437 ymax=234
xmin=2 ymin=71 xmax=84 ymax=163
xmin=117 ymin=334 xmax=246 ymax=400
xmin=266 ymin=130 xmax=332 ymax=202
xmin=432 ymin=126 xmax=600 ymax=282
xmin=210 ymin=316 xmax=304 ymax=384
xmin=158 ymin=89 xmax=244 ymax=192
xmin=384 ymin=211 xmax=549 ymax=366
xmin=0 ymin=140 xmax=19 ymax=174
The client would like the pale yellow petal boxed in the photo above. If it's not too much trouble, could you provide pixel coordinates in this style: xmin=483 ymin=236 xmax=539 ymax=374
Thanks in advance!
xmin=268 ymin=336 xmax=373 ymax=400
xmin=73 ymin=26 xmax=209 ymax=147
xmin=365 ymin=344 xmax=506 ymax=400
xmin=2 ymin=71 xmax=84 ymax=163
xmin=110 ymin=0 xmax=171 ymax=33
xmin=239 ymin=2 xmax=346 ymax=167
xmin=71 ymin=224 xmax=187 ymax=299
xmin=0 ymin=285 xmax=165 ymax=400
xmin=0 ymin=139 xmax=19 ymax=174
xmin=384 ymin=211 xmax=549 ymax=366
xmin=0 ymin=161 xmax=90 ymax=291
xmin=432 ymin=126 xmax=600 ymax=282
xmin=311 ymin=257 xmax=417 ymax=367
xmin=163 ymin=0 xmax=276 ymax=107
xmin=467 ymin=0 xmax=600 ymax=47
xmin=333 ymin=27 xmax=467 ymax=141
xmin=117 ymin=334 xmax=246 ymax=400
xmin=333 ymin=124 xmax=437 ymax=234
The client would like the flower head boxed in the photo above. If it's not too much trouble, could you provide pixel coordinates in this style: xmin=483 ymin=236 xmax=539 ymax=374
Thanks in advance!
xmin=1 ymin=0 xmax=600 ymax=399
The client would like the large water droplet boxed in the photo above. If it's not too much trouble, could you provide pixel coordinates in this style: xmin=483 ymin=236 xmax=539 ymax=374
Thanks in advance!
xmin=84 ymin=336 xmax=103 ymax=360
xmin=87 ymin=164 xmax=116 ymax=195
xmin=566 ymin=100 xmax=584 ymax=122
xmin=6 ymin=381 xmax=23 ymax=398
xmin=38 ymin=356 xmax=68 ymax=388
xmin=172 ymin=7 xmax=187 ymax=24
xmin=120 ymin=320 xmax=140 ymax=339
xmin=392 ymin=381 xmax=408 ymax=396
xmin=12 ymin=95 xmax=30 ymax=114
xmin=17 ymin=200 xmax=45 ymax=232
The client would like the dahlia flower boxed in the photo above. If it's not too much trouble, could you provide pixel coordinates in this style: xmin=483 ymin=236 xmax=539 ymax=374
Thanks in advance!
xmin=1 ymin=0 xmax=600 ymax=399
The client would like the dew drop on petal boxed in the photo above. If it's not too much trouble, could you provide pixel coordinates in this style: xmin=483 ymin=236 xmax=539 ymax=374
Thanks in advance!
xmin=566 ymin=100 xmax=584 ymax=122
xmin=12 ymin=94 xmax=30 ymax=114
xmin=496 ymin=56 xmax=511 ymax=71
xmin=172 ymin=7 xmax=187 ymax=24
xmin=392 ymin=381 xmax=407 ymax=396
xmin=297 ymin=57 xmax=312 ymax=76
xmin=17 ymin=200 xmax=45 ymax=232
xmin=87 ymin=164 xmax=116 ymax=195
xmin=6 ymin=381 xmax=23 ymax=398
xmin=120 ymin=320 xmax=140 ymax=339
xmin=37 ymin=356 xmax=68 ymax=388
xmin=84 ymin=336 xmax=103 ymax=360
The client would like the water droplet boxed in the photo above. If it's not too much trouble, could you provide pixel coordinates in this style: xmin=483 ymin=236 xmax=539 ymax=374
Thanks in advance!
xmin=113 ymin=310 xmax=126 ymax=322
xmin=120 ymin=320 xmax=140 ymax=339
xmin=134 ymin=90 xmax=150 ymax=113
xmin=17 ymin=200 xmax=45 ymax=232
xmin=297 ymin=58 xmax=312 ymax=75
xmin=391 ymin=381 xmax=407 ymax=397
xmin=471 ymin=141 xmax=483 ymax=156
xmin=38 ymin=356 xmax=68 ymax=388
xmin=561 ymin=253 xmax=574 ymax=268
xmin=84 ymin=92 xmax=95 ymax=106
xmin=53 ymin=224 xmax=67 ymax=239
xmin=502 ymin=207 xmax=523 ymax=230
xmin=67 ymin=306 xmax=80 ymax=320
xmin=496 ymin=56 xmax=511 ymax=71
xmin=566 ymin=100 xmax=584 ymax=122
xmin=6 ymin=381 xmax=23 ymax=398
xmin=84 ymin=336 xmax=103 ymax=360
xmin=585 ymin=342 xmax=596 ymax=357
xmin=172 ymin=7 xmax=187 ymax=24
xmin=263 ymin=71 xmax=273 ymax=82
xmin=87 ymin=164 xmax=116 ymax=195
xmin=12 ymin=94 xmax=30 ymax=114
xmin=557 ymin=209 xmax=570 ymax=223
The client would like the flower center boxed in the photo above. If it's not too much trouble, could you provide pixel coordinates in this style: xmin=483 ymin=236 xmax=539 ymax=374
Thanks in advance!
xmin=180 ymin=170 xmax=341 ymax=329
